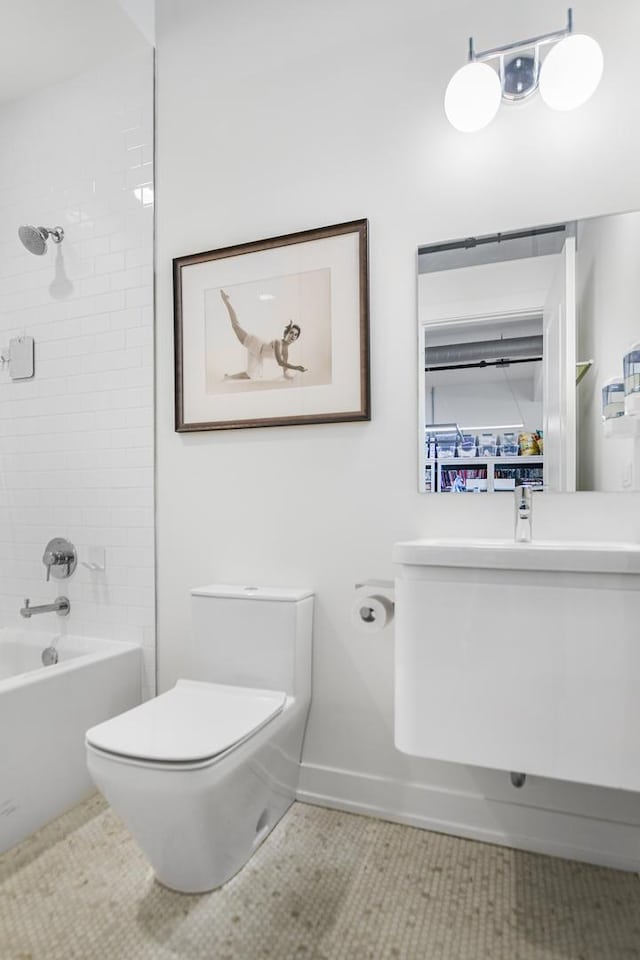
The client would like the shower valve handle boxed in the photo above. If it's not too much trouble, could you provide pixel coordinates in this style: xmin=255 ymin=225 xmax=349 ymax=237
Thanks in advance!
xmin=42 ymin=538 xmax=77 ymax=581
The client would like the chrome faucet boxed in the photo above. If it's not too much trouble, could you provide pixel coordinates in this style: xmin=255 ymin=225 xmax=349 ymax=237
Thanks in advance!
xmin=20 ymin=596 xmax=70 ymax=618
xmin=514 ymin=485 xmax=533 ymax=542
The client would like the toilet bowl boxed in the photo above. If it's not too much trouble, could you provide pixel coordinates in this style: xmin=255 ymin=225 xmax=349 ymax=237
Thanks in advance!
xmin=85 ymin=584 xmax=313 ymax=893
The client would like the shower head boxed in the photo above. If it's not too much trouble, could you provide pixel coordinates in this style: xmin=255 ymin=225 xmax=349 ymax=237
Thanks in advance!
xmin=18 ymin=225 xmax=64 ymax=256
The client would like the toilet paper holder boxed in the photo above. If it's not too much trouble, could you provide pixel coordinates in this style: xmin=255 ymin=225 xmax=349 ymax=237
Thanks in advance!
xmin=353 ymin=579 xmax=395 ymax=631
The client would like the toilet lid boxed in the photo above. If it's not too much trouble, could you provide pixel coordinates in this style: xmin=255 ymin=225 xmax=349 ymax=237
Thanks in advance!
xmin=85 ymin=679 xmax=287 ymax=764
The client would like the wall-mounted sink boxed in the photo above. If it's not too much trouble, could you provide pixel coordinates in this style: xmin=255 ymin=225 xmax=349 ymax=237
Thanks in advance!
xmin=393 ymin=538 xmax=640 ymax=574
xmin=394 ymin=537 xmax=640 ymax=792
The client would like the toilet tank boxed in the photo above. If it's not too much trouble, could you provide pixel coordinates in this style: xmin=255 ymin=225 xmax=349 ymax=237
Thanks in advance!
xmin=188 ymin=584 xmax=313 ymax=699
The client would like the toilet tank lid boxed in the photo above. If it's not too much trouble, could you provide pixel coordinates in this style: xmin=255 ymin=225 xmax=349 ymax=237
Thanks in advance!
xmin=190 ymin=584 xmax=313 ymax=602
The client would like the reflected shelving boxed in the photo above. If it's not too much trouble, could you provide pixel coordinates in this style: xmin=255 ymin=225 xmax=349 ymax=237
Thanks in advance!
xmin=425 ymin=456 xmax=544 ymax=493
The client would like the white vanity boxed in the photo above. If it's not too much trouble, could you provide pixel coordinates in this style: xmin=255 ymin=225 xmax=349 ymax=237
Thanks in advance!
xmin=394 ymin=538 xmax=640 ymax=791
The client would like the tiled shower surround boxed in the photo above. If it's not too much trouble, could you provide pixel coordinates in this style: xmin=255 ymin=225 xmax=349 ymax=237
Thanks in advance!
xmin=0 ymin=49 xmax=155 ymax=696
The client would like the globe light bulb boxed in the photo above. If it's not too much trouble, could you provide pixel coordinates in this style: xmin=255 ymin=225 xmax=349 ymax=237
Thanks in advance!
xmin=444 ymin=61 xmax=502 ymax=132
xmin=539 ymin=34 xmax=604 ymax=111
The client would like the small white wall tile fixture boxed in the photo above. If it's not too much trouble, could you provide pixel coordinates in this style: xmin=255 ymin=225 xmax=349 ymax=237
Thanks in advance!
xmin=0 ymin=49 xmax=155 ymax=697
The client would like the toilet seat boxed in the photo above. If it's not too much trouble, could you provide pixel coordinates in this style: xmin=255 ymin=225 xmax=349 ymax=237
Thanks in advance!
xmin=85 ymin=679 xmax=286 ymax=765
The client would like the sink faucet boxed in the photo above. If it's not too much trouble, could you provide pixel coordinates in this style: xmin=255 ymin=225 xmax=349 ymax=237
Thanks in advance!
xmin=514 ymin=485 xmax=533 ymax=542
xmin=20 ymin=596 xmax=70 ymax=618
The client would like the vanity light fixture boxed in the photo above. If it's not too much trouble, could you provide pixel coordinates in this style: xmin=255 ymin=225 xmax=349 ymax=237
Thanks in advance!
xmin=444 ymin=8 xmax=603 ymax=132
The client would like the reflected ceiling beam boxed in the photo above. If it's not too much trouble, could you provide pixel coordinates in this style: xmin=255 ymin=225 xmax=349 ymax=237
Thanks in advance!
xmin=418 ymin=224 xmax=574 ymax=273
xmin=425 ymin=356 xmax=542 ymax=374
xmin=425 ymin=334 xmax=543 ymax=369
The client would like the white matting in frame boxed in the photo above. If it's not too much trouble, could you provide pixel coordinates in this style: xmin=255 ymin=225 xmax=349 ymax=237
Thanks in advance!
xmin=173 ymin=219 xmax=369 ymax=431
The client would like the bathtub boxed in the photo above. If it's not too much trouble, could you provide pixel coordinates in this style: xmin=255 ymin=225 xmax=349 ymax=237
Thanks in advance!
xmin=0 ymin=629 xmax=142 ymax=854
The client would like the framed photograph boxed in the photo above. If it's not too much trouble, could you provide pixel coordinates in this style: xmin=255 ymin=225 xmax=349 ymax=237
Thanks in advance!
xmin=173 ymin=219 xmax=369 ymax=431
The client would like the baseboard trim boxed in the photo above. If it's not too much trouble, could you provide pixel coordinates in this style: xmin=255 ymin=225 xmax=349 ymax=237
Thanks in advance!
xmin=297 ymin=763 xmax=640 ymax=873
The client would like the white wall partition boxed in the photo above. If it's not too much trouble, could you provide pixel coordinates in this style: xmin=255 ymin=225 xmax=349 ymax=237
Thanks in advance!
xmin=0 ymin=41 xmax=155 ymax=696
xmin=576 ymin=212 xmax=640 ymax=491
xmin=155 ymin=0 xmax=640 ymax=869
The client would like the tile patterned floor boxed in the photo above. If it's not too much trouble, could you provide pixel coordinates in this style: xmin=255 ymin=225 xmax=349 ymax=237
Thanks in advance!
xmin=1 ymin=795 xmax=639 ymax=959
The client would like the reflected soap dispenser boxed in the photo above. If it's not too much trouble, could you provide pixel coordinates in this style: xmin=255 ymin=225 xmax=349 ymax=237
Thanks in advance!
xmin=624 ymin=342 xmax=640 ymax=416
xmin=514 ymin=485 xmax=533 ymax=542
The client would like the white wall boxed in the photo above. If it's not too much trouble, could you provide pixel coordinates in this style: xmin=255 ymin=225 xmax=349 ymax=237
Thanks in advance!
xmin=429 ymin=374 xmax=542 ymax=435
xmin=0 ymin=46 xmax=155 ymax=696
xmin=156 ymin=0 xmax=640 ymax=870
xmin=421 ymin=256 xmax=559 ymax=325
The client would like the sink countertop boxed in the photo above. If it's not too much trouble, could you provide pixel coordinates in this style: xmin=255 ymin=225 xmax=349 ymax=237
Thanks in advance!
xmin=393 ymin=538 xmax=640 ymax=574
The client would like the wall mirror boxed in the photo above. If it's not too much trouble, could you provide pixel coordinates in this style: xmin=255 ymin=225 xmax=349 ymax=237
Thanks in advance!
xmin=417 ymin=209 xmax=640 ymax=494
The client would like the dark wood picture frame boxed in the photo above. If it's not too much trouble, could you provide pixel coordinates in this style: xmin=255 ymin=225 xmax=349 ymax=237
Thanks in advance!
xmin=173 ymin=219 xmax=369 ymax=432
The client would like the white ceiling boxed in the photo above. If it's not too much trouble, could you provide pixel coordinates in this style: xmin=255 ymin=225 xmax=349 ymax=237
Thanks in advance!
xmin=0 ymin=0 xmax=152 ymax=105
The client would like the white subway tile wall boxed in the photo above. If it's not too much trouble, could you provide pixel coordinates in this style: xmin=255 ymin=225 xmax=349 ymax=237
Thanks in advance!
xmin=0 ymin=51 xmax=155 ymax=698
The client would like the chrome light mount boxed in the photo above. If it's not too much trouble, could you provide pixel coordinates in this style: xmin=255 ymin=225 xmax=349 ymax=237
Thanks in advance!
xmin=468 ymin=8 xmax=573 ymax=103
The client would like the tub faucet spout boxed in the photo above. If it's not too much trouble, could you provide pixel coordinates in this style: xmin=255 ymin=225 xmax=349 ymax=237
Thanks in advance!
xmin=514 ymin=485 xmax=533 ymax=542
xmin=20 ymin=596 xmax=70 ymax=618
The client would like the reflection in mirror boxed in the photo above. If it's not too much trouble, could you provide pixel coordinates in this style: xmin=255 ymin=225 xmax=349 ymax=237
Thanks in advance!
xmin=418 ymin=210 xmax=640 ymax=494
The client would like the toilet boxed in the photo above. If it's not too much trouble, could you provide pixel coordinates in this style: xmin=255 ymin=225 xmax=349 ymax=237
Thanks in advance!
xmin=85 ymin=584 xmax=313 ymax=893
